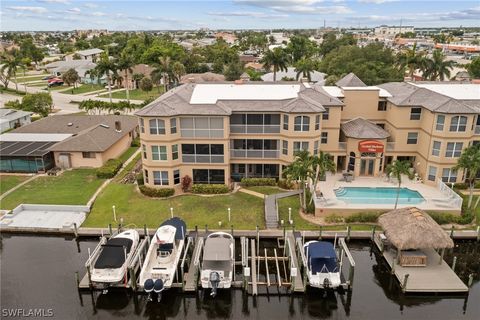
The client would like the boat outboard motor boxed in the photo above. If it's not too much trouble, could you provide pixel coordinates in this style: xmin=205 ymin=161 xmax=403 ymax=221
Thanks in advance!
xmin=209 ymin=272 xmax=220 ymax=297
xmin=154 ymin=279 xmax=164 ymax=302
xmin=144 ymin=279 xmax=154 ymax=301
xmin=323 ymin=277 xmax=331 ymax=289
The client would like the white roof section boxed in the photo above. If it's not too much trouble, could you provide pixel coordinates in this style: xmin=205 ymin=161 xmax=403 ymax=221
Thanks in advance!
xmin=0 ymin=133 xmax=72 ymax=142
xmin=322 ymin=86 xmax=392 ymax=98
xmin=190 ymin=84 xmax=302 ymax=104
xmin=261 ymin=67 xmax=325 ymax=83
xmin=76 ymin=48 xmax=104 ymax=56
xmin=155 ymin=225 xmax=176 ymax=243
xmin=412 ymin=83 xmax=480 ymax=100
xmin=0 ymin=109 xmax=32 ymax=122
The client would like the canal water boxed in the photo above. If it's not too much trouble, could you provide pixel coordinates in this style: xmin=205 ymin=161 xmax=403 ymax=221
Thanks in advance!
xmin=1 ymin=234 xmax=479 ymax=320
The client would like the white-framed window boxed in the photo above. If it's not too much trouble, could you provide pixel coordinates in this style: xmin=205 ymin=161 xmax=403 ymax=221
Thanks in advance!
xmin=436 ymin=115 xmax=445 ymax=131
xmin=149 ymin=119 xmax=165 ymax=135
xmin=152 ymin=145 xmax=167 ymax=161
xmin=442 ymin=168 xmax=457 ymax=183
xmin=282 ymin=140 xmax=288 ymax=155
xmin=283 ymin=114 xmax=289 ymax=130
xmin=82 ymin=152 xmax=95 ymax=158
xmin=410 ymin=107 xmax=422 ymax=120
xmin=139 ymin=118 xmax=145 ymax=133
xmin=407 ymin=132 xmax=418 ymax=144
xmin=315 ymin=115 xmax=320 ymax=130
xmin=293 ymin=141 xmax=309 ymax=153
xmin=153 ymin=171 xmax=169 ymax=185
xmin=322 ymin=107 xmax=329 ymax=120
xmin=428 ymin=166 xmax=437 ymax=181
xmin=144 ymin=169 xmax=149 ymax=184
xmin=170 ymin=118 xmax=177 ymax=134
xmin=431 ymin=141 xmax=441 ymax=156
xmin=172 ymin=144 xmax=178 ymax=160
xmin=449 ymin=116 xmax=467 ymax=132
xmin=294 ymin=116 xmax=310 ymax=131
xmin=321 ymin=132 xmax=328 ymax=144
xmin=313 ymin=141 xmax=319 ymax=155
xmin=445 ymin=142 xmax=463 ymax=158
xmin=173 ymin=169 xmax=180 ymax=184
xmin=142 ymin=144 xmax=147 ymax=159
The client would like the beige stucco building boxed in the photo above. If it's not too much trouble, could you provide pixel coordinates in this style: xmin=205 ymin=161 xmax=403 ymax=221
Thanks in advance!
xmin=135 ymin=74 xmax=480 ymax=190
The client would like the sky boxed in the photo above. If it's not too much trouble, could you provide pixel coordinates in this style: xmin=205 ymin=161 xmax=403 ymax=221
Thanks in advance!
xmin=1 ymin=0 xmax=479 ymax=31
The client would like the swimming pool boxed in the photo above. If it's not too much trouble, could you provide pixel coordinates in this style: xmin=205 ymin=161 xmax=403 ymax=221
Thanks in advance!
xmin=334 ymin=187 xmax=425 ymax=205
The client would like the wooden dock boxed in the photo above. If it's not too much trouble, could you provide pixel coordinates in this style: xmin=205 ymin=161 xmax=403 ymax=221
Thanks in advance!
xmin=285 ymin=231 xmax=304 ymax=292
xmin=373 ymin=234 xmax=468 ymax=293
xmin=184 ymin=236 xmax=204 ymax=292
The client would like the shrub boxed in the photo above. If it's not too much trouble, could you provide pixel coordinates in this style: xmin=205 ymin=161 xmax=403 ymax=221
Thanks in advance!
xmin=181 ymin=175 xmax=192 ymax=192
xmin=191 ymin=184 xmax=229 ymax=194
xmin=241 ymin=177 xmax=276 ymax=187
xmin=344 ymin=212 xmax=381 ymax=223
xmin=130 ymin=137 xmax=140 ymax=147
xmin=325 ymin=214 xmax=344 ymax=223
xmin=428 ymin=211 xmax=474 ymax=225
xmin=136 ymin=172 xmax=144 ymax=185
xmin=96 ymin=159 xmax=123 ymax=178
xmin=139 ymin=185 xmax=174 ymax=198
xmin=277 ymin=179 xmax=295 ymax=190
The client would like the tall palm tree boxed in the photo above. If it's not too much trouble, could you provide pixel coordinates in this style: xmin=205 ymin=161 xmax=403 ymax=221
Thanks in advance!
xmin=117 ymin=52 xmax=134 ymax=103
xmin=294 ymin=58 xmax=315 ymax=81
xmin=385 ymin=160 xmax=415 ymax=209
xmin=282 ymin=150 xmax=313 ymax=211
xmin=309 ymin=151 xmax=336 ymax=205
xmin=395 ymin=42 xmax=425 ymax=79
xmin=453 ymin=144 xmax=480 ymax=209
xmin=95 ymin=51 xmax=118 ymax=103
xmin=260 ymin=47 xmax=289 ymax=81
xmin=151 ymin=56 xmax=171 ymax=91
xmin=171 ymin=61 xmax=186 ymax=86
xmin=423 ymin=49 xmax=455 ymax=81
xmin=1 ymin=51 xmax=21 ymax=93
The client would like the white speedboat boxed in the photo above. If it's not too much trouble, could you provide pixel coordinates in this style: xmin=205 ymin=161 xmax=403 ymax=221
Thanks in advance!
xmin=139 ymin=217 xmax=187 ymax=301
xmin=91 ymin=229 xmax=140 ymax=287
xmin=200 ymin=232 xmax=234 ymax=297
xmin=303 ymin=241 xmax=341 ymax=289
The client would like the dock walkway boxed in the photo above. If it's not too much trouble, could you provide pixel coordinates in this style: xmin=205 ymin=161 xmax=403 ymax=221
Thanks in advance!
xmin=265 ymin=190 xmax=302 ymax=229
xmin=285 ymin=231 xmax=304 ymax=292
xmin=184 ymin=237 xmax=204 ymax=292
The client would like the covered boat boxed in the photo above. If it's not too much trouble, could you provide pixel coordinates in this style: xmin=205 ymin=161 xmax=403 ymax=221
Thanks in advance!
xmin=91 ymin=229 xmax=140 ymax=287
xmin=200 ymin=232 xmax=234 ymax=297
xmin=303 ymin=241 xmax=341 ymax=289
xmin=139 ymin=217 xmax=187 ymax=301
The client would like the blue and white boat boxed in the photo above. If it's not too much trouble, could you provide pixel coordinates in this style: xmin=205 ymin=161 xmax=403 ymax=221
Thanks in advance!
xmin=303 ymin=241 xmax=341 ymax=289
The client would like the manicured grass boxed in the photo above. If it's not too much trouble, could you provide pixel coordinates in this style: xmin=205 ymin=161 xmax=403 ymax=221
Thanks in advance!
xmin=99 ymin=87 xmax=164 ymax=101
xmin=115 ymin=153 xmax=141 ymax=182
xmin=0 ymin=175 xmax=30 ymax=195
xmin=0 ymin=169 xmax=105 ymax=210
xmin=0 ymin=86 xmax=26 ymax=96
xmin=83 ymin=184 xmax=265 ymax=229
xmin=62 ymin=84 xmax=106 ymax=95
xmin=118 ymin=146 xmax=138 ymax=163
xmin=14 ymin=75 xmax=48 ymax=83
xmin=245 ymin=186 xmax=283 ymax=195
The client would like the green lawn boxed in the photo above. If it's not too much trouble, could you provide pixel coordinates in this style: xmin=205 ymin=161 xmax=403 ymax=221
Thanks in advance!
xmin=14 ymin=75 xmax=48 ymax=83
xmin=83 ymin=184 xmax=265 ymax=229
xmin=0 ymin=175 xmax=30 ymax=195
xmin=63 ymin=84 xmax=106 ymax=95
xmin=0 ymin=86 xmax=26 ymax=96
xmin=244 ymin=186 xmax=283 ymax=195
xmin=115 ymin=153 xmax=141 ymax=182
xmin=118 ymin=146 xmax=138 ymax=163
xmin=99 ymin=88 xmax=164 ymax=101
xmin=0 ymin=169 xmax=105 ymax=210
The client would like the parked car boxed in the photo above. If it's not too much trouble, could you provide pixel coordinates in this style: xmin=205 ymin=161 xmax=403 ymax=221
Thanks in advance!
xmin=48 ymin=79 xmax=64 ymax=87
xmin=42 ymin=75 xmax=56 ymax=80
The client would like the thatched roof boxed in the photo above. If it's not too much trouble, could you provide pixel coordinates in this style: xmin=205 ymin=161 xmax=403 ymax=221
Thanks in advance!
xmin=378 ymin=207 xmax=454 ymax=250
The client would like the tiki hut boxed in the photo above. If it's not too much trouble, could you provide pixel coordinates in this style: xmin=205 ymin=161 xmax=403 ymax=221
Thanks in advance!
xmin=378 ymin=207 xmax=453 ymax=266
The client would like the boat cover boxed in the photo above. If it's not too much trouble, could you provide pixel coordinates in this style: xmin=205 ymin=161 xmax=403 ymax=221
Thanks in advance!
xmin=203 ymin=237 xmax=231 ymax=261
xmin=305 ymin=241 xmax=337 ymax=273
xmin=160 ymin=217 xmax=187 ymax=240
xmin=94 ymin=238 xmax=133 ymax=269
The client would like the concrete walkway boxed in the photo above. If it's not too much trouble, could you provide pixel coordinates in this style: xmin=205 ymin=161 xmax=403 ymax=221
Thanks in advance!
xmin=237 ymin=188 xmax=265 ymax=199
xmin=265 ymin=190 xmax=302 ymax=229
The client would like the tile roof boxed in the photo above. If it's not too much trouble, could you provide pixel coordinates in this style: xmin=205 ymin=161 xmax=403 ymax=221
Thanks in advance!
xmin=341 ymin=117 xmax=390 ymax=139
xmin=335 ymin=73 xmax=367 ymax=87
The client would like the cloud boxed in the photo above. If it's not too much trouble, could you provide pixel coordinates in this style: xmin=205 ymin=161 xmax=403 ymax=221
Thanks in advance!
xmin=358 ymin=0 xmax=397 ymax=3
xmin=207 ymin=11 xmax=288 ymax=18
xmin=66 ymin=7 xmax=81 ymax=14
xmin=234 ymin=0 xmax=352 ymax=14
xmin=83 ymin=3 xmax=99 ymax=9
xmin=38 ymin=0 xmax=71 ymax=4
xmin=92 ymin=11 xmax=106 ymax=17
xmin=6 ymin=6 xmax=47 ymax=14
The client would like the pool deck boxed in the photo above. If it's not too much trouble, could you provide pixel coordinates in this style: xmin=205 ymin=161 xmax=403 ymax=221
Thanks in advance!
xmin=315 ymin=174 xmax=461 ymax=212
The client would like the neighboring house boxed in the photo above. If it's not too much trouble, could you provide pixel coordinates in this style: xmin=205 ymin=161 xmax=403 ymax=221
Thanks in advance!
xmin=245 ymin=62 xmax=265 ymax=72
xmin=0 ymin=115 xmax=138 ymax=173
xmin=44 ymin=60 xmax=105 ymax=84
xmin=124 ymin=64 xmax=155 ymax=89
xmin=134 ymin=73 xmax=480 ymax=192
xmin=374 ymin=25 xmax=415 ymax=37
xmin=261 ymin=67 xmax=326 ymax=83
xmin=215 ymin=32 xmax=237 ymax=45
xmin=65 ymin=48 xmax=104 ymax=62
xmin=180 ymin=72 xmax=225 ymax=83
xmin=239 ymin=55 xmax=260 ymax=63
xmin=0 ymin=109 xmax=32 ymax=133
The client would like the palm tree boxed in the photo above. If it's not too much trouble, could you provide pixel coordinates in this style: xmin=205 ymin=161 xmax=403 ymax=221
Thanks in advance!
xmin=282 ymin=150 xmax=313 ymax=211
xmin=1 ymin=51 xmax=21 ymax=93
xmin=385 ymin=160 xmax=415 ymax=209
xmin=95 ymin=51 xmax=118 ymax=103
xmin=309 ymin=151 xmax=336 ymax=205
xmin=453 ymin=144 xmax=480 ymax=209
xmin=294 ymin=58 xmax=315 ymax=81
xmin=117 ymin=52 xmax=134 ymax=103
xmin=260 ymin=47 xmax=289 ymax=81
xmin=151 ymin=56 xmax=171 ymax=91
xmin=423 ymin=49 xmax=455 ymax=81
xmin=171 ymin=61 xmax=186 ymax=86
xmin=395 ymin=42 xmax=425 ymax=79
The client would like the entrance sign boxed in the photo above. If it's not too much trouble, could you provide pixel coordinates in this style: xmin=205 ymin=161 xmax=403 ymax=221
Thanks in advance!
xmin=358 ymin=140 xmax=384 ymax=153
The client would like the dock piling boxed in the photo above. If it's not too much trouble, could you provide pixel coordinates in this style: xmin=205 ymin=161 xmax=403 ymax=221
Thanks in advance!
xmin=477 ymin=226 xmax=480 ymax=242
xmin=468 ymin=274 xmax=474 ymax=288
xmin=319 ymin=225 xmax=322 ymax=240
xmin=73 ymin=223 xmax=78 ymax=238
xmin=450 ymin=226 xmax=455 ymax=238
xmin=452 ymin=256 xmax=457 ymax=272
xmin=402 ymin=274 xmax=409 ymax=292
xmin=108 ymin=223 xmax=112 ymax=236
xmin=251 ymin=239 xmax=258 ymax=296
xmin=346 ymin=225 xmax=351 ymax=242
xmin=371 ymin=226 xmax=376 ymax=240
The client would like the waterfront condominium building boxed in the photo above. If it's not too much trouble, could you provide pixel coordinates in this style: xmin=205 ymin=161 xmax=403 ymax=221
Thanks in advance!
xmin=135 ymin=73 xmax=480 ymax=190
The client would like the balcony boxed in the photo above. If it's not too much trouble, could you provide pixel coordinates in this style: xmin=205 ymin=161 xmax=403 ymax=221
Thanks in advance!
xmin=230 ymin=149 xmax=280 ymax=159
xmin=182 ymin=155 xmax=224 ymax=163
xmin=475 ymin=125 xmax=480 ymax=135
xmin=230 ymin=125 xmax=280 ymax=134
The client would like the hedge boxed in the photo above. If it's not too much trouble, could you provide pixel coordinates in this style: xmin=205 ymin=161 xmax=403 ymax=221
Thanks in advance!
xmin=452 ymin=181 xmax=480 ymax=190
xmin=277 ymin=179 xmax=295 ymax=190
xmin=191 ymin=184 xmax=229 ymax=194
xmin=136 ymin=172 xmax=144 ymax=185
xmin=325 ymin=214 xmax=343 ymax=223
xmin=428 ymin=211 xmax=474 ymax=225
xmin=344 ymin=212 xmax=381 ymax=223
xmin=139 ymin=185 xmax=174 ymax=198
xmin=241 ymin=177 xmax=276 ymax=187
xmin=96 ymin=159 xmax=123 ymax=178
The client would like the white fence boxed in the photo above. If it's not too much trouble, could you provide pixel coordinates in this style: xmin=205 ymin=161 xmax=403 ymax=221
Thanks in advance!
xmin=437 ymin=179 xmax=463 ymax=209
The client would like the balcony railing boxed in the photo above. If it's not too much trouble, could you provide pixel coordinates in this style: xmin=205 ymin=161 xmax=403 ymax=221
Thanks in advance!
xmin=230 ymin=125 xmax=280 ymax=134
xmin=474 ymin=125 xmax=480 ymax=135
xmin=230 ymin=149 xmax=280 ymax=159
xmin=182 ymin=155 xmax=224 ymax=163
